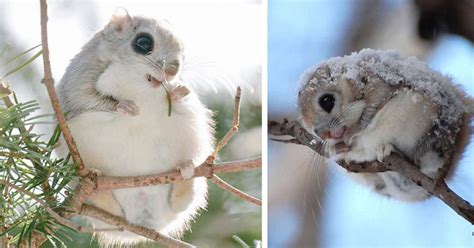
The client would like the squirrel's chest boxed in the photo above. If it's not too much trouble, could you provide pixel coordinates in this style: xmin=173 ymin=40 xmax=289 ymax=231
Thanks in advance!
xmin=67 ymin=103 xmax=210 ymax=176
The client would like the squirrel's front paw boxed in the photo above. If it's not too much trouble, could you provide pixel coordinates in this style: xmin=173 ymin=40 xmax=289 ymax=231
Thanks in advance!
xmin=333 ymin=147 xmax=369 ymax=164
xmin=171 ymin=85 xmax=190 ymax=103
xmin=178 ymin=161 xmax=195 ymax=180
xmin=115 ymin=99 xmax=139 ymax=116
xmin=376 ymin=144 xmax=394 ymax=162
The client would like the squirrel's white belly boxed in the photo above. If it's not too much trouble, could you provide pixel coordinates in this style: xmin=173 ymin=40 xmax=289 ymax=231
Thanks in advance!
xmin=341 ymin=90 xmax=441 ymax=201
xmin=68 ymin=104 xmax=206 ymax=176
xmin=66 ymin=95 xmax=212 ymax=244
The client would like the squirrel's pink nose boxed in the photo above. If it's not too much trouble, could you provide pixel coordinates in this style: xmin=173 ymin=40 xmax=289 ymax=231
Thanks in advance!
xmin=320 ymin=127 xmax=345 ymax=140
xmin=330 ymin=127 xmax=345 ymax=139
xmin=164 ymin=61 xmax=180 ymax=77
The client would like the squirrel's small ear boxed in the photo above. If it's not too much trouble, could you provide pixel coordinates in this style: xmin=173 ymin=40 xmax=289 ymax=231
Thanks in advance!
xmin=108 ymin=8 xmax=132 ymax=33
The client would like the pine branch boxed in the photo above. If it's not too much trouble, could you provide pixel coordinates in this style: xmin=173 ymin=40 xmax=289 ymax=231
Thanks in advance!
xmin=1 ymin=81 xmax=55 ymax=205
xmin=0 ymin=179 xmax=122 ymax=234
xmin=268 ymin=119 xmax=474 ymax=224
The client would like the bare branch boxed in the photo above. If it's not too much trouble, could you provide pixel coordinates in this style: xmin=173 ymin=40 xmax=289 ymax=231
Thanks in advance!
xmin=80 ymin=204 xmax=195 ymax=248
xmin=96 ymin=157 xmax=261 ymax=191
xmin=210 ymin=175 xmax=262 ymax=206
xmin=207 ymin=86 xmax=242 ymax=163
xmin=39 ymin=0 xmax=87 ymax=177
xmin=268 ymin=119 xmax=474 ymax=224
xmin=199 ymin=86 xmax=263 ymax=205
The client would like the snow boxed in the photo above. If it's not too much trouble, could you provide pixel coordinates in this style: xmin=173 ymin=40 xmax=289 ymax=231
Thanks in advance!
xmin=299 ymin=49 xmax=470 ymax=143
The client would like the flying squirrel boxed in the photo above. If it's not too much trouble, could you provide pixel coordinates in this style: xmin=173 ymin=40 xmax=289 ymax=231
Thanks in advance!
xmin=57 ymin=9 xmax=214 ymax=246
xmin=298 ymin=49 xmax=473 ymax=201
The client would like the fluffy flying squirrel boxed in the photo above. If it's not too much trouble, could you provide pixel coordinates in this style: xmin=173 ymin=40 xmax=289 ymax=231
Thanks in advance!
xmin=57 ymin=10 xmax=214 ymax=246
xmin=298 ymin=49 xmax=473 ymax=202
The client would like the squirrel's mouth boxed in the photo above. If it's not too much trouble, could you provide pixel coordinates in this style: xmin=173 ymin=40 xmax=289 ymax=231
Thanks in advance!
xmin=321 ymin=126 xmax=346 ymax=140
xmin=146 ymin=74 xmax=162 ymax=88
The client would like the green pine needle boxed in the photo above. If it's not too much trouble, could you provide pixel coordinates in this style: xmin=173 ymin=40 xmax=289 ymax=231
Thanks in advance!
xmin=3 ymin=49 xmax=43 ymax=78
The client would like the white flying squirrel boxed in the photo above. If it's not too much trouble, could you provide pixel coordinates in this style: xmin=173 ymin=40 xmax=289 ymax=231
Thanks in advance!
xmin=57 ymin=10 xmax=214 ymax=246
xmin=298 ymin=49 xmax=473 ymax=202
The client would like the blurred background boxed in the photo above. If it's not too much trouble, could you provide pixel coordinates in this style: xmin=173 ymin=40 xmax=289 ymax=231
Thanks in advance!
xmin=0 ymin=0 xmax=261 ymax=247
xmin=268 ymin=0 xmax=473 ymax=247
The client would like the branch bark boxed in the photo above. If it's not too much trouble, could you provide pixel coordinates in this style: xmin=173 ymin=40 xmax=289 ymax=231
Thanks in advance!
xmin=269 ymin=119 xmax=474 ymax=224
xmin=96 ymin=158 xmax=261 ymax=191
xmin=80 ymin=204 xmax=194 ymax=248
xmin=210 ymin=175 xmax=262 ymax=206
xmin=39 ymin=0 xmax=87 ymax=177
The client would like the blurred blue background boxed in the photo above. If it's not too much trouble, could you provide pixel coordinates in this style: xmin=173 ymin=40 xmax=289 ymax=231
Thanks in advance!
xmin=268 ymin=0 xmax=474 ymax=247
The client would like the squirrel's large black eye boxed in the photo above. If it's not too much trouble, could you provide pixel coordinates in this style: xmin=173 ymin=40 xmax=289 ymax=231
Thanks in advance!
xmin=318 ymin=94 xmax=335 ymax=113
xmin=132 ymin=33 xmax=154 ymax=55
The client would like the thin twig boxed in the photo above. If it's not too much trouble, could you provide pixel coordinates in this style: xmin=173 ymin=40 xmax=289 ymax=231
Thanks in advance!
xmin=80 ymin=204 xmax=195 ymax=248
xmin=207 ymin=86 xmax=241 ymax=163
xmin=268 ymin=119 xmax=474 ymax=224
xmin=200 ymin=87 xmax=262 ymax=205
xmin=39 ymin=0 xmax=87 ymax=176
xmin=210 ymin=175 xmax=262 ymax=206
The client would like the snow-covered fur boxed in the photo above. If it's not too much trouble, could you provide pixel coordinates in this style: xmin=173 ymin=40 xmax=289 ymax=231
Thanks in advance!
xmin=298 ymin=49 xmax=472 ymax=202
xmin=57 ymin=11 xmax=214 ymax=246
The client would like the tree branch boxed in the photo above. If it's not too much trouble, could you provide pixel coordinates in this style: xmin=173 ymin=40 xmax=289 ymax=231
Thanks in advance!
xmin=268 ymin=119 xmax=474 ymax=224
xmin=210 ymin=175 xmax=262 ymax=206
xmin=39 ymin=0 xmax=87 ymax=177
xmin=96 ymin=158 xmax=261 ymax=191
xmin=80 ymin=204 xmax=194 ymax=248
xmin=62 ymin=157 xmax=262 ymax=219
xmin=207 ymin=86 xmax=241 ymax=163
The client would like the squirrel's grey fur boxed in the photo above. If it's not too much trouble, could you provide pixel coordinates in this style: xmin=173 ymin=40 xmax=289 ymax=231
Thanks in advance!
xmin=298 ymin=49 xmax=473 ymax=201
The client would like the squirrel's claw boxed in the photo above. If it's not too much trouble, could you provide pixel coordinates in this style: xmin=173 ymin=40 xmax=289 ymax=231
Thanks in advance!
xmin=376 ymin=144 xmax=393 ymax=163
